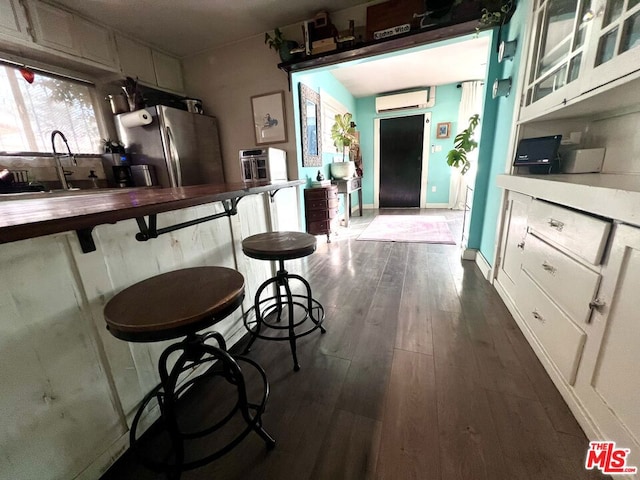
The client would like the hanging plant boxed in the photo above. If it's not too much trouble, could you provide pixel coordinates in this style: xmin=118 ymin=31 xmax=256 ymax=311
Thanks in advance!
xmin=479 ymin=0 xmax=515 ymax=27
xmin=446 ymin=114 xmax=480 ymax=175
xmin=331 ymin=112 xmax=357 ymax=161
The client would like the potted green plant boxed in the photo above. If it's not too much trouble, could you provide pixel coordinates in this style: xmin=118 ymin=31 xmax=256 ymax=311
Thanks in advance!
xmin=265 ymin=28 xmax=298 ymax=62
xmin=331 ymin=113 xmax=357 ymax=161
xmin=479 ymin=0 xmax=514 ymax=27
xmin=446 ymin=114 xmax=480 ymax=174
xmin=330 ymin=113 xmax=358 ymax=179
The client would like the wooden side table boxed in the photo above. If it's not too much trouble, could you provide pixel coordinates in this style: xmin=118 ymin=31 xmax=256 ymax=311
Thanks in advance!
xmin=331 ymin=177 xmax=363 ymax=227
xmin=304 ymin=185 xmax=338 ymax=242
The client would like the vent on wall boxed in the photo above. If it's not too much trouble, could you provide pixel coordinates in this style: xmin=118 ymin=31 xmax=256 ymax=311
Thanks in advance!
xmin=375 ymin=87 xmax=436 ymax=113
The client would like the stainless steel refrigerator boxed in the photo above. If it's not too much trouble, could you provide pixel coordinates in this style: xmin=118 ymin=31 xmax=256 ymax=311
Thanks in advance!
xmin=115 ymin=105 xmax=224 ymax=187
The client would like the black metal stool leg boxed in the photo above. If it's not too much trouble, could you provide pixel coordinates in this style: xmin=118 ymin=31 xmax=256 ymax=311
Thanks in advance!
xmin=289 ymin=273 xmax=327 ymax=334
xmin=244 ymin=276 xmax=279 ymax=353
xmin=130 ymin=333 xmax=275 ymax=476
xmin=281 ymin=276 xmax=300 ymax=371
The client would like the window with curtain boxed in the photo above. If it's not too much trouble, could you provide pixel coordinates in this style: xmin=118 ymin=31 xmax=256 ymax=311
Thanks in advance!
xmin=0 ymin=64 xmax=103 ymax=154
xmin=320 ymin=91 xmax=348 ymax=156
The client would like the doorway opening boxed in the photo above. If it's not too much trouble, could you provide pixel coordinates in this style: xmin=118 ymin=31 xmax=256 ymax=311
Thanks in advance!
xmin=374 ymin=112 xmax=431 ymax=209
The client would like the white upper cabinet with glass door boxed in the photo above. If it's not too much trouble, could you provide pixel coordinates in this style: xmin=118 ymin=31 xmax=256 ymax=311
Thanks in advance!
xmin=521 ymin=0 xmax=594 ymax=120
xmin=0 ymin=0 xmax=32 ymax=42
xmin=581 ymin=0 xmax=640 ymax=92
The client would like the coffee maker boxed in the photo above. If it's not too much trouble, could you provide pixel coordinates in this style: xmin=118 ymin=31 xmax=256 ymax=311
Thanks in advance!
xmin=112 ymin=165 xmax=134 ymax=188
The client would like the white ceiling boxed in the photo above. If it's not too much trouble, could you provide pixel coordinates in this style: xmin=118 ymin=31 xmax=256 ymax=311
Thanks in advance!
xmin=329 ymin=36 xmax=490 ymax=97
xmin=51 ymin=0 xmax=489 ymax=97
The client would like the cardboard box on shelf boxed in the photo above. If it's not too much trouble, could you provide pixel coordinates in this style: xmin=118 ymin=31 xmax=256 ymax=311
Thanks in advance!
xmin=312 ymin=42 xmax=337 ymax=55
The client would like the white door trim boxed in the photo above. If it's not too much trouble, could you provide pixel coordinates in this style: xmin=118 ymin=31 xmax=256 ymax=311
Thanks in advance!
xmin=373 ymin=112 xmax=432 ymax=209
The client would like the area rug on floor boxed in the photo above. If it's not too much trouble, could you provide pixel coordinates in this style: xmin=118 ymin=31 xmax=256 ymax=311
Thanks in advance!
xmin=357 ymin=215 xmax=456 ymax=244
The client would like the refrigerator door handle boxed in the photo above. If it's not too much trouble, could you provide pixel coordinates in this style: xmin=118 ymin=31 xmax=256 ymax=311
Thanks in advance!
xmin=166 ymin=126 xmax=183 ymax=187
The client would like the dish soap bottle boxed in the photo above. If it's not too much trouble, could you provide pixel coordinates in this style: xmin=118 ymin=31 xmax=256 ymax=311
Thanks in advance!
xmin=88 ymin=170 xmax=99 ymax=189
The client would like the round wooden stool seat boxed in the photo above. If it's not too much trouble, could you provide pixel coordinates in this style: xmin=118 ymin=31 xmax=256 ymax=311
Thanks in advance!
xmin=103 ymin=266 xmax=275 ymax=475
xmin=104 ymin=266 xmax=244 ymax=342
xmin=241 ymin=231 xmax=324 ymax=371
xmin=242 ymin=231 xmax=316 ymax=261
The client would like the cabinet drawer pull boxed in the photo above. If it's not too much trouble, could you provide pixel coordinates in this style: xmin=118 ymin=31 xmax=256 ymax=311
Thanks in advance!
xmin=532 ymin=310 xmax=545 ymax=323
xmin=542 ymin=261 xmax=557 ymax=274
xmin=517 ymin=241 xmax=525 ymax=249
xmin=589 ymin=298 xmax=606 ymax=310
xmin=547 ymin=218 xmax=564 ymax=231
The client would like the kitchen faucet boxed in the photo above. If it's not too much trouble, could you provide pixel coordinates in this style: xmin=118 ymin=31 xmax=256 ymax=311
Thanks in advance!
xmin=51 ymin=130 xmax=77 ymax=190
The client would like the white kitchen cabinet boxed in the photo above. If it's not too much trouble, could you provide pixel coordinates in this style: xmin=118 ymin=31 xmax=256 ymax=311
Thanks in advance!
xmin=516 ymin=271 xmax=587 ymax=385
xmin=152 ymin=49 xmax=184 ymax=93
xmin=0 ymin=0 xmax=31 ymax=42
xmin=495 ymin=190 xmax=531 ymax=306
xmin=510 ymin=199 xmax=607 ymax=386
xmin=527 ymin=198 xmax=611 ymax=265
xmin=115 ymin=34 xmax=184 ymax=93
xmin=581 ymin=0 xmax=640 ymax=93
xmin=520 ymin=0 xmax=592 ymax=120
xmin=574 ymin=223 xmax=640 ymax=470
xmin=520 ymin=0 xmax=640 ymax=122
xmin=27 ymin=0 xmax=78 ymax=55
xmin=115 ymin=33 xmax=157 ymax=85
xmin=74 ymin=16 xmax=118 ymax=69
xmin=522 ymin=233 xmax=601 ymax=325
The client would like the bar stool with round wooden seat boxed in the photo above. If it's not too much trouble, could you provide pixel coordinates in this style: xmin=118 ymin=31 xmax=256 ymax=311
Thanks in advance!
xmin=242 ymin=231 xmax=326 ymax=371
xmin=103 ymin=266 xmax=275 ymax=478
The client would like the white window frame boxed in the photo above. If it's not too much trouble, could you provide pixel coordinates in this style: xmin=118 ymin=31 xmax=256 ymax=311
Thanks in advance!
xmin=0 ymin=61 xmax=107 ymax=154
xmin=320 ymin=90 xmax=349 ymax=157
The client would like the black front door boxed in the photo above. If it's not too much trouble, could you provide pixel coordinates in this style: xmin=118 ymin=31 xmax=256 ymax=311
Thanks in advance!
xmin=379 ymin=114 xmax=425 ymax=208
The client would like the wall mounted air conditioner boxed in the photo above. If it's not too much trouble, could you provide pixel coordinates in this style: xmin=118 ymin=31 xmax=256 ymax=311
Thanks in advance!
xmin=375 ymin=87 xmax=436 ymax=113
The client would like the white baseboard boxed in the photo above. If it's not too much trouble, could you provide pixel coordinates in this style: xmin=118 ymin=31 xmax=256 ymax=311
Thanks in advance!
xmin=76 ymin=433 xmax=129 ymax=479
xmin=493 ymin=279 xmax=616 ymax=472
xmin=425 ymin=202 xmax=450 ymax=208
xmin=461 ymin=247 xmax=476 ymax=261
xmin=474 ymin=251 xmax=492 ymax=280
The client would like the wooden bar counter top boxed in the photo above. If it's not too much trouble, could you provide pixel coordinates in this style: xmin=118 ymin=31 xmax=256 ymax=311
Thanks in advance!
xmin=0 ymin=180 xmax=303 ymax=245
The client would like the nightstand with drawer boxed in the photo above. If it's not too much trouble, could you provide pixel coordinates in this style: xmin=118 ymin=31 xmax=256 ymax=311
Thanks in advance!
xmin=304 ymin=185 xmax=339 ymax=242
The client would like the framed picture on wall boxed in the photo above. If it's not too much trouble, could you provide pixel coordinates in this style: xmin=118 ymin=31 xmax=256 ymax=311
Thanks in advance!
xmin=436 ymin=122 xmax=451 ymax=139
xmin=251 ymin=91 xmax=288 ymax=145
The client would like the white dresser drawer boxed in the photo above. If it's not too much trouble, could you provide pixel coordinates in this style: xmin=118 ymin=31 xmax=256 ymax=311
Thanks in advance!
xmin=528 ymin=199 xmax=611 ymax=265
xmin=517 ymin=272 xmax=587 ymax=385
xmin=523 ymin=233 xmax=601 ymax=324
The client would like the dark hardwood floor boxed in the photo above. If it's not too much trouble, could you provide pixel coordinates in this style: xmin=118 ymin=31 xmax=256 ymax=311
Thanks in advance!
xmin=102 ymin=209 xmax=608 ymax=480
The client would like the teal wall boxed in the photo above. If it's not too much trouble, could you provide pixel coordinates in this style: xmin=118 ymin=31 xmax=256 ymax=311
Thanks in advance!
xmin=355 ymin=83 xmax=462 ymax=206
xmin=290 ymin=28 xmax=519 ymax=239
xmin=470 ymin=2 xmax=527 ymax=265
xmin=291 ymin=70 xmax=357 ymax=225
xmin=291 ymin=70 xmax=357 ymax=185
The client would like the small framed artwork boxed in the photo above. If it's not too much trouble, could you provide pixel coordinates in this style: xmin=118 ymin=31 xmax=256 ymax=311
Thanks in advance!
xmin=436 ymin=122 xmax=451 ymax=139
xmin=251 ymin=91 xmax=288 ymax=145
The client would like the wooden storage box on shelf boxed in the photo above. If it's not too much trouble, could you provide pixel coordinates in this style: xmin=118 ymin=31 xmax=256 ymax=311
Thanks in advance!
xmin=365 ymin=0 xmax=422 ymax=40
xmin=304 ymin=185 xmax=338 ymax=241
